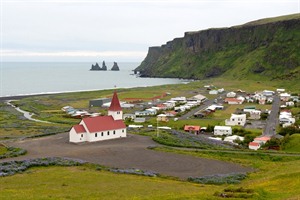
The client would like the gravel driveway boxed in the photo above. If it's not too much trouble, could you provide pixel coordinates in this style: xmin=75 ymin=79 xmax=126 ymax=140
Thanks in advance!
xmin=1 ymin=133 xmax=252 ymax=179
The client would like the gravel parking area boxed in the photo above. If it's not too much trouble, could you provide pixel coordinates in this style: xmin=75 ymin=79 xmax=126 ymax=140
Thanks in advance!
xmin=1 ymin=133 xmax=252 ymax=179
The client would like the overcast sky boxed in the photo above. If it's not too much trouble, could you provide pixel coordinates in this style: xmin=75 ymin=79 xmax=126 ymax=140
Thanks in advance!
xmin=1 ymin=0 xmax=299 ymax=62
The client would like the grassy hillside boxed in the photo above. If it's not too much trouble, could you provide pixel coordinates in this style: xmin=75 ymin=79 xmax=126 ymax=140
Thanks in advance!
xmin=136 ymin=14 xmax=300 ymax=86
xmin=283 ymin=134 xmax=300 ymax=152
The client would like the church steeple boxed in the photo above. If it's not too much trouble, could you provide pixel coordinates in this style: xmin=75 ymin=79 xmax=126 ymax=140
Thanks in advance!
xmin=108 ymin=91 xmax=122 ymax=120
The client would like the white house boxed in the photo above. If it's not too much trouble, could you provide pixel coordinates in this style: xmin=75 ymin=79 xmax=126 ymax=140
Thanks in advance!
xmin=243 ymin=106 xmax=256 ymax=113
xmin=218 ymin=88 xmax=224 ymax=93
xmin=226 ymin=92 xmax=236 ymax=98
xmin=262 ymin=90 xmax=275 ymax=96
xmin=170 ymin=97 xmax=187 ymax=103
xmin=224 ymin=135 xmax=244 ymax=144
xmin=276 ymin=88 xmax=285 ymax=93
xmin=237 ymin=96 xmax=245 ymax=103
xmin=135 ymin=109 xmax=156 ymax=116
xmin=280 ymin=93 xmax=291 ymax=101
xmin=279 ymin=111 xmax=295 ymax=124
xmin=225 ymin=114 xmax=246 ymax=126
xmin=249 ymin=142 xmax=261 ymax=150
xmin=214 ymin=126 xmax=232 ymax=136
xmin=249 ymin=110 xmax=261 ymax=120
xmin=191 ymin=94 xmax=207 ymax=102
xmin=286 ymin=101 xmax=295 ymax=107
xmin=69 ymin=91 xmax=126 ymax=143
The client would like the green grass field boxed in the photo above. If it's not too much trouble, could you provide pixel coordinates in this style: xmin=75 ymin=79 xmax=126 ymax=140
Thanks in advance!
xmin=0 ymin=165 xmax=219 ymax=200
xmin=1 ymin=150 xmax=300 ymax=200
xmin=155 ymin=147 xmax=300 ymax=200
xmin=283 ymin=134 xmax=300 ymax=152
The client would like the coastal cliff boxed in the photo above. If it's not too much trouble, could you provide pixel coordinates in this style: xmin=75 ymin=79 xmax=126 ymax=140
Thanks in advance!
xmin=135 ymin=14 xmax=300 ymax=81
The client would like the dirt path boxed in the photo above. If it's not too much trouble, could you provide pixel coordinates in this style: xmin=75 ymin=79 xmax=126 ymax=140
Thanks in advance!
xmin=1 ymin=133 xmax=252 ymax=179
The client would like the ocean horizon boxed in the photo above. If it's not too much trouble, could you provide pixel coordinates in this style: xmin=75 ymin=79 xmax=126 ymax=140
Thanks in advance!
xmin=0 ymin=62 xmax=186 ymax=97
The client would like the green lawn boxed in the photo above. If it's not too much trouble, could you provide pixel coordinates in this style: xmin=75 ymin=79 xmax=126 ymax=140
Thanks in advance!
xmin=155 ymin=147 xmax=300 ymax=200
xmin=0 ymin=166 xmax=219 ymax=200
xmin=283 ymin=134 xmax=300 ymax=152
xmin=1 ymin=150 xmax=300 ymax=200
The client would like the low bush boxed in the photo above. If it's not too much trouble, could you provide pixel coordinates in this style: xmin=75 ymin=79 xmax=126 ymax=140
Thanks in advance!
xmin=188 ymin=173 xmax=247 ymax=185
xmin=0 ymin=157 xmax=85 ymax=177
xmin=0 ymin=146 xmax=27 ymax=159
xmin=109 ymin=168 xmax=159 ymax=177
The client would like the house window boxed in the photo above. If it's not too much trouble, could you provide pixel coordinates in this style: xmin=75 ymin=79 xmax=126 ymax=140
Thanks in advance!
xmin=122 ymin=129 xmax=124 ymax=133
xmin=107 ymin=131 xmax=110 ymax=136
xmin=95 ymin=133 xmax=97 ymax=137
xmin=117 ymin=111 xmax=120 ymax=114
xmin=101 ymin=132 xmax=103 ymax=136
xmin=113 ymin=130 xmax=116 ymax=135
xmin=81 ymin=134 xmax=83 ymax=137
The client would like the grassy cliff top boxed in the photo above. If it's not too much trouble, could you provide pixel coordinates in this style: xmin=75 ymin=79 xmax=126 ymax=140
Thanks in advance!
xmin=242 ymin=13 xmax=300 ymax=26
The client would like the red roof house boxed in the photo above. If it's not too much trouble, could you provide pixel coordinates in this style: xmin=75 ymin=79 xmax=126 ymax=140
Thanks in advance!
xmin=224 ymin=98 xmax=243 ymax=104
xmin=249 ymin=142 xmax=261 ymax=150
xmin=69 ymin=91 xmax=127 ymax=143
xmin=184 ymin=125 xmax=201 ymax=135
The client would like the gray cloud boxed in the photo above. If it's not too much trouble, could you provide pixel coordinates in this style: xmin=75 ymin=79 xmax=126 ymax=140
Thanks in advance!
xmin=1 ymin=0 xmax=299 ymax=61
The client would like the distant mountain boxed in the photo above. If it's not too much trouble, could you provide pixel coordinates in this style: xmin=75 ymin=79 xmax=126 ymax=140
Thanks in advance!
xmin=135 ymin=14 xmax=300 ymax=82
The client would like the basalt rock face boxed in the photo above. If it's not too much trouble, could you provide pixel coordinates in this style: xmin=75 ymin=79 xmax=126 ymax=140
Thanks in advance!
xmin=135 ymin=14 xmax=300 ymax=80
xmin=111 ymin=62 xmax=120 ymax=71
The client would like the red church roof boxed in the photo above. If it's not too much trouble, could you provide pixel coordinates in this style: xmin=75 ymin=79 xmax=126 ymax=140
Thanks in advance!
xmin=73 ymin=124 xmax=86 ymax=134
xmin=82 ymin=116 xmax=126 ymax=133
xmin=109 ymin=91 xmax=122 ymax=111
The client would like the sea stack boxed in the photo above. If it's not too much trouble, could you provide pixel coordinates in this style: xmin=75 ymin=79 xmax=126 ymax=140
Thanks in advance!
xmin=90 ymin=62 xmax=101 ymax=70
xmin=102 ymin=61 xmax=107 ymax=70
xmin=111 ymin=62 xmax=120 ymax=71
xmin=90 ymin=61 xmax=107 ymax=71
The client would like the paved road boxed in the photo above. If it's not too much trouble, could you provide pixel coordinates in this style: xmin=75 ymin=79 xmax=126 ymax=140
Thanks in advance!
xmin=263 ymin=94 xmax=281 ymax=136
xmin=179 ymin=99 xmax=214 ymax=120
xmin=1 ymin=133 xmax=252 ymax=179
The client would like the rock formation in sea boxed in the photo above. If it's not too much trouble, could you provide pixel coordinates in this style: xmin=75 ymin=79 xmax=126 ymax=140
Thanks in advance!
xmin=90 ymin=61 xmax=108 ymax=71
xmin=111 ymin=62 xmax=120 ymax=71
xmin=90 ymin=62 xmax=101 ymax=70
xmin=102 ymin=61 xmax=107 ymax=70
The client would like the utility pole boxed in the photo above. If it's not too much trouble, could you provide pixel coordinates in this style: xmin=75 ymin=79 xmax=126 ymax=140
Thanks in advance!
xmin=156 ymin=118 xmax=159 ymax=137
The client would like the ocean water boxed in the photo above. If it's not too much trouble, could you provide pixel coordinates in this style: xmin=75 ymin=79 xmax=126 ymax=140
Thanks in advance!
xmin=0 ymin=62 xmax=185 ymax=97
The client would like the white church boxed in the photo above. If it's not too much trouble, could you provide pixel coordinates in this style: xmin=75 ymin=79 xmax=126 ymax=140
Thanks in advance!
xmin=69 ymin=91 xmax=127 ymax=143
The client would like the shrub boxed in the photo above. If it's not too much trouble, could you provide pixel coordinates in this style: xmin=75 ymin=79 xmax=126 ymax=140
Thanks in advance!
xmin=109 ymin=168 xmax=158 ymax=177
xmin=0 ymin=147 xmax=27 ymax=159
xmin=0 ymin=157 xmax=85 ymax=177
xmin=188 ymin=173 xmax=247 ymax=185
